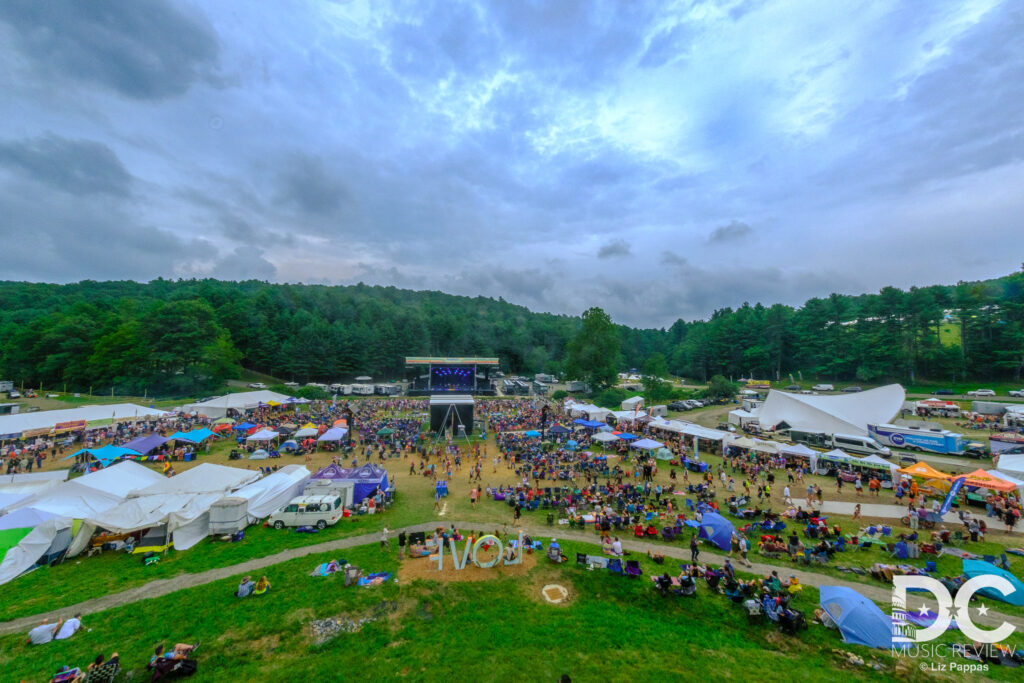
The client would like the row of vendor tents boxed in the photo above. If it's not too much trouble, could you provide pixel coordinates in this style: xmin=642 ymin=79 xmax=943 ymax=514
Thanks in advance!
xmin=0 ymin=461 xmax=388 ymax=586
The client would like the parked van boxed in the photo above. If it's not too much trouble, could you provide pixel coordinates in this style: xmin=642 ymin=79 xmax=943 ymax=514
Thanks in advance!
xmin=789 ymin=430 xmax=892 ymax=458
xmin=811 ymin=384 xmax=834 ymax=391
xmin=268 ymin=494 xmax=345 ymax=530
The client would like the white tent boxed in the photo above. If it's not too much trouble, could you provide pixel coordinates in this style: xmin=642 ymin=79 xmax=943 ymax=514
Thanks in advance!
xmin=592 ymin=432 xmax=620 ymax=443
xmin=234 ymin=465 xmax=311 ymax=520
xmin=6 ymin=480 xmax=123 ymax=518
xmin=751 ymin=439 xmax=780 ymax=454
xmin=0 ymin=404 xmax=168 ymax=438
xmin=317 ymin=427 xmax=348 ymax=442
xmin=621 ymin=396 xmax=645 ymax=410
xmin=0 ymin=516 xmax=72 ymax=586
xmin=757 ymin=384 xmax=905 ymax=436
xmin=180 ymin=390 xmax=292 ymax=419
xmin=247 ymin=429 xmax=281 ymax=442
xmin=859 ymin=454 xmax=899 ymax=477
xmin=995 ymin=454 xmax=1024 ymax=479
xmin=611 ymin=410 xmax=647 ymax=421
xmin=988 ymin=469 xmax=1024 ymax=495
xmin=295 ymin=426 xmax=319 ymax=438
xmin=728 ymin=409 xmax=758 ymax=427
xmin=0 ymin=471 xmax=69 ymax=512
xmin=72 ymin=460 xmax=165 ymax=498
xmin=128 ymin=462 xmax=260 ymax=498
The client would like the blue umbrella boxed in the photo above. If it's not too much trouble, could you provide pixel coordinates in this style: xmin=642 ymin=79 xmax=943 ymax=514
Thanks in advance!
xmin=819 ymin=586 xmax=899 ymax=649
xmin=524 ymin=430 xmax=541 ymax=438
xmin=963 ymin=559 xmax=1024 ymax=606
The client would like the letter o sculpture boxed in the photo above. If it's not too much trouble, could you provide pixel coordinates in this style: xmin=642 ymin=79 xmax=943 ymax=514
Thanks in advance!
xmin=472 ymin=535 xmax=504 ymax=568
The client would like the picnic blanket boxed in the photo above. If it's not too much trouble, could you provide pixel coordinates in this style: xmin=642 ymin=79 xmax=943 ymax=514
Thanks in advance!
xmin=938 ymin=547 xmax=981 ymax=560
xmin=358 ymin=571 xmax=392 ymax=587
xmin=310 ymin=560 xmax=344 ymax=576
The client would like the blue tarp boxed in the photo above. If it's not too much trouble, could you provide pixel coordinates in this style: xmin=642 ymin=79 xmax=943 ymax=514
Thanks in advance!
xmin=121 ymin=433 xmax=168 ymax=455
xmin=819 ymin=586 xmax=897 ymax=649
xmin=63 ymin=445 xmax=139 ymax=466
xmin=962 ymin=559 xmax=1024 ymax=606
xmin=168 ymin=428 xmax=217 ymax=443
xmin=697 ymin=511 xmax=735 ymax=551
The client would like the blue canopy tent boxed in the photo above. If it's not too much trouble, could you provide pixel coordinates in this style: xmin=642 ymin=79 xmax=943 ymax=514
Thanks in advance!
xmin=548 ymin=424 xmax=571 ymax=435
xmin=524 ymin=430 xmax=542 ymax=438
xmin=63 ymin=445 xmax=139 ymax=467
xmin=963 ymin=559 xmax=1024 ymax=606
xmin=617 ymin=433 xmax=638 ymax=441
xmin=583 ymin=420 xmax=605 ymax=428
xmin=566 ymin=439 xmax=578 ymax=450
xmin=572 ymin=419 xmax=590 ymax=426
xmin=233 ymin=422 xmax=257 ymax=431
xmin=167 ymin=428 xmax=217 ymax=443
xmin=819 ymin=586 xmax=898 ymax=649
xmin=345 ymin=464 xmax=390 ymax=503
xmin=121 ymin=434 xmax=168 ymax=456
xmin=697 ymin=511 xmax=735 ymax=551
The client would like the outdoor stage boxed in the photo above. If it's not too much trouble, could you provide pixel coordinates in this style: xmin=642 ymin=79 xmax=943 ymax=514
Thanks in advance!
xmin=405 ymin=356 xmax=498 ymax=396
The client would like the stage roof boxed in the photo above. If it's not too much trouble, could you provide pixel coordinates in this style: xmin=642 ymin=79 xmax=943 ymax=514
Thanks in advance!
xmin=405 ymin=357 xmax=499 ymax=365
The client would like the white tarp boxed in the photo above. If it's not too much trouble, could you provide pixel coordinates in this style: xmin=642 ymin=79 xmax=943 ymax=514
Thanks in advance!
xmin=180 ymin=390 xmax=292 ymax=419
xmin=128 ymin=463 xmax=260 ymax=498
xmin=0 ymin=470 xmax=69 ymax=486
xmin=0 ymin=471 xmax=69 ymax=511
xmin=757 ymin=384 xmax=905 ymax=436
xmin=7 ymin=481 xmax=123 ymax=518
xmin=0 ymin=404 xmax=169 ymax=437
xmin=295 ymin=427 xmax=319 ymax=438
xmin=234 ymin=465 xmax=311 ymax=520
xmin=0 ymin=516 xmax=71 ymax=586
xmin=995 ymin=454 xmax=1024 ymax=479
xmin=317 ymin=427 xmax=348 ymax=442
xmin=73 ymin=460 xmax=165 ymax=498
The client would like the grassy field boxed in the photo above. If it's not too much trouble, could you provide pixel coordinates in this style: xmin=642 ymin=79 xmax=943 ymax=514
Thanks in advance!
xmin=3 ymin=537 xmax=993 ymax=683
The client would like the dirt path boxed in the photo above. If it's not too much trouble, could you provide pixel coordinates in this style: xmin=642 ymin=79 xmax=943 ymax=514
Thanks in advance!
xmin=5 ymin=519 xmax=1023 ymax=638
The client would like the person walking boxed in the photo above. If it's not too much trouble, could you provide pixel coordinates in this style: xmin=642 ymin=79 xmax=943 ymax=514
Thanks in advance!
xmin=690 ymin=534 xmax=699 ymax=564
xmin=398 ymin=529 xmax=407 ymax=560
xmin=738 ymin=535 xmax=751 ymax=567
xmin=380 ymin=526 xmax=390 ymax=551
xmin=853 ymin=503 xmax=861 ymax=521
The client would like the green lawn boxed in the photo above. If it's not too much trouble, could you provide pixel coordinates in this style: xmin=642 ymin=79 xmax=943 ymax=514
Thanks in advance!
xmin=3 ymin=537 xmax=986 ymax=682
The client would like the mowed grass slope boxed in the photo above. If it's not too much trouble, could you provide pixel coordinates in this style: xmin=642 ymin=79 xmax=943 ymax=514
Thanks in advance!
xmin=0 ymin=539 xmax=974 ymax=683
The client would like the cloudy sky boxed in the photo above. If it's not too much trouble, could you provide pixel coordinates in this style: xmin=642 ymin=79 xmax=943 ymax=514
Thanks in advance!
xmin=1 ymin=0 xmax=1022 ymax=327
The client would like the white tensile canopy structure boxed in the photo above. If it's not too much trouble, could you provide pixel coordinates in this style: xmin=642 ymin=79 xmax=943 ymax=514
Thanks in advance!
xmin=180 ymin=390 xmax=292 ymax=419
xmin=0 ymin=403 xmax=170 ymax=438
xmin=756 ymin=384 xmax=906 ymax=436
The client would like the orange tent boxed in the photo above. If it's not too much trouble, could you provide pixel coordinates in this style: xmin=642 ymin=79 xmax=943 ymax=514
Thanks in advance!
xmin=897 ymin=461 xmax=950 ymax=480
xmin=333 ymin=418 xmax=348 ymax=427
xmin=961 ymin=469 xmax=1017 ymax=493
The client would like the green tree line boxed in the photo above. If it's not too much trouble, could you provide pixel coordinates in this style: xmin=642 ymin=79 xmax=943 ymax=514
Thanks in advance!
xmin=0 ymin=272 xmax=1021 ymax=396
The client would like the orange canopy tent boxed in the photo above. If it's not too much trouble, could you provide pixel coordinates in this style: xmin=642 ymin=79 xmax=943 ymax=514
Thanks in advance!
xmin=897 ymin=461 xmax=950 ymax=480
xmin=332 ymin=418 xmax=348 ymax=427
xmin=961 ymin=469 xmax=1017 ymax=493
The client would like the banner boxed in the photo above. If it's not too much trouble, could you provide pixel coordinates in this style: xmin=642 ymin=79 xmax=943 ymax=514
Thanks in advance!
xmin=54 ymin=420 xmax=86 ymax=433
xmin=939 ymin=476 xmax=966 ymax=516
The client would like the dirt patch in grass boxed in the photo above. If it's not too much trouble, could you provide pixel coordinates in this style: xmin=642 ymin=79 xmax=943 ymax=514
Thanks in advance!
xmin=287 ymin=607 xmax=315 ymax=624
xmin=397 ymin=549 xmax=537 ymax=583
xmin=251 ymin=633 xmax=281 ymax=652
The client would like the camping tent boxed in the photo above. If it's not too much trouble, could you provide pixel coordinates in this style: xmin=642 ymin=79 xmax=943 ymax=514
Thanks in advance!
xmin=697 ymin=511 xmax=735 ymax=551
xmin=818 ymin=585 xmax=897 ymax=648
xmin=630 ymin=438 xmax=665 ymax=450
xmin=757 ymin=384 xmax=905 ymax=436
xmin=121 ymin=434 xmax=168 ymax=455
xmin=962 ymin=559 xmax=1024 ymax=606
xmin=898 ymin=461 xmax=950 ymax=480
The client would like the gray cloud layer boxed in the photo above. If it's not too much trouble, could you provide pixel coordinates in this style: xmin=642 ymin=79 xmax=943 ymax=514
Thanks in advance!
xmin=0 ymin=1 xmax=1021 ymax=326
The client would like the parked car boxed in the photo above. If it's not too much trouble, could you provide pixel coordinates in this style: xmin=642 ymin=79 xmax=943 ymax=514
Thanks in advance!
xmin=284 ymin=381 xmax=300 ymax=388
xmin=967 ymin=389 xmax=995 ymax=396
xmin=842 ymin=386 xmax=863 ymax=393
xmin=268 ymin=494 xmax=345 ymax=530
xmin=8 ymin=390 xmax=20 ymax=399
xmin=963 ymin=443 xmax=990 ymax=459
xmin=931 ymin=389 xmax=955 ymax=395
xmin=668 ymin=401 xmax=689 ymax=411
xmin=248 ymin=382 xmax=267 ymax=389
xmin=811 ymin=384 xmax=834 ymax=391
xmin=1009 ymin=389 xmax=1024 ymax=398
xmin=784 ymin=384 xmax=801 ymax=391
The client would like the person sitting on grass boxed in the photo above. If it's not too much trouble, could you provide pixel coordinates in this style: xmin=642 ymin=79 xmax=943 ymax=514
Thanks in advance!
xmin=151 ymin=642 xmax=197 ymax=664
xmin=80 ymin=652 xmax=120 ymax=682
xmin=253 ymin=575 xmax=271 ymax=596
xmin=236 ymin=576 xmax=255 ymax=598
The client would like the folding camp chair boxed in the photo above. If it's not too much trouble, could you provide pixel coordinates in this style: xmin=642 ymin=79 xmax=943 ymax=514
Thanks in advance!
xmin=881 ymin=526 xmax=892 ymax=537
xmin=624 ymin=560 xmax=642 ymax=578
xmin=576 ymin=552 xmax=588 ymax=567
xmin=607 ymin=559 xmax=624 ymax=575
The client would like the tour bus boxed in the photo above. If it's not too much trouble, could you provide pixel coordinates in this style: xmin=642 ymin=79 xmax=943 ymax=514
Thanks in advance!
xmin=868 ymin=423 xmax=966 ymax=455
xmin=788 ymin=429 xmax=892 ymax=458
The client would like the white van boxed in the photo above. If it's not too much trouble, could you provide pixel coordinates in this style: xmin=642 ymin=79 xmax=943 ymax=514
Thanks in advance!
xmin=268 ymin=494 xmax=345 ymax=530
xmin=812 ymin=384 xmax=834 ymax=391
xmin=831 ymin=433 xmax=892 ymax=458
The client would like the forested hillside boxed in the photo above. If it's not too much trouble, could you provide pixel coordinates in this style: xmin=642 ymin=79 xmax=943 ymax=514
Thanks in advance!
xmin=0 ymin=272 xmax=1021 ymax=396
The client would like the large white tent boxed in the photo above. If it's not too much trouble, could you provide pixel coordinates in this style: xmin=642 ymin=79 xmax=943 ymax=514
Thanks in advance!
xmin=180 ymin=390 xmax=292 ymax=419
xmin=0 ymin=516 xmax=72 ymax=586
xmin=755 ymin=384 xmax=906 ymax=436
xmin=234 ymin=465 xmax=311 ymax=520
xmin=0 ymin=403 xmax=169 ymax=439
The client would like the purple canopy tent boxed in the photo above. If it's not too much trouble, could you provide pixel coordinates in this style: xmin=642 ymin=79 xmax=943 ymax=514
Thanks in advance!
xmin=310 ymin=463 xmax=389 ymax=503
xmin=122 ymin=434 xmax=168 ymax=456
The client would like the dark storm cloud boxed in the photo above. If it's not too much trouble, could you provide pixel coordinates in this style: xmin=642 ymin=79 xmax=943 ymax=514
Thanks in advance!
xmin=0 ymin=0 xmax=220 ymax=100
xmin=597 ymin=239 xmax=632 ymax=259
xmin=707 ymin=220 xmax=754 ymax=243
xmin=0 ymin=135 xmax=132 ymax=196
xmin=274 ymin=153 xmax=354 ymax=218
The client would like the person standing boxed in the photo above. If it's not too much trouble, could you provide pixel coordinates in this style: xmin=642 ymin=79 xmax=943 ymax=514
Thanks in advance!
xmin=690 ymin=534 xmax=699 ymax=563
xmin=739 ymin=535 xmax=751 ymax=567
xmin=398 ymin=530 xmax=407 ymax=560
xmin=380 ymin=526 xmax=390 ymax=551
